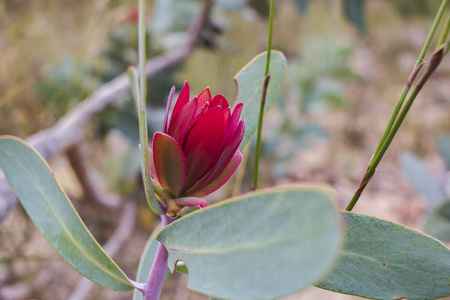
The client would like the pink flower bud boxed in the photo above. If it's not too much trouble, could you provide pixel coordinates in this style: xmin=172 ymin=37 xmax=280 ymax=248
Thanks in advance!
xmin=149 ymin=82 xmax=244 ymax=215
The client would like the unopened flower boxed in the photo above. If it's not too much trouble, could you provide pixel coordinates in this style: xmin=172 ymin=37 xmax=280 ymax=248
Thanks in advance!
xmin=149 ymin=82 xmax=244 ymax=216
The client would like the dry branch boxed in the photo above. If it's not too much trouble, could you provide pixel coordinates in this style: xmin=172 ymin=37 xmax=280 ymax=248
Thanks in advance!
xmin=0 ymin=0 xmax=213 ymax=223
xmin=0 ymin=48 xmax=186 ymax=223
xmin=66 ymin=144 xmax=123 ymax=209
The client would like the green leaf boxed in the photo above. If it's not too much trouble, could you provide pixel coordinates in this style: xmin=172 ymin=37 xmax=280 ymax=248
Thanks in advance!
xmin=128 ymin=68 xmax=165 ymax=215
xmin=132 ymin=0 xmax=165 ymax=216
xmin=128 ymin=67 xmax=140 ymax=117
xmin=235 ymin=51 xmax=287 ymax=150
xmin=317 ymin=211 xmax=450 ymax=299
xmin=0 ymin=136 xmax=133 ymax=291
xmin=423 ymin=200 xmax=450 ymax=242
xmin=400 ymin=152 xmax=445 ymax=206
xmin=132 ymin=224 xmax=162 ymax=300
xmin=157 ymin=185 xmax=344 ymax=300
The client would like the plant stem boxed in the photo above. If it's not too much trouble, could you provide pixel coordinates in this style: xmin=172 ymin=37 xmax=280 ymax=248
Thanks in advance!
xmin=138 ymin=0 xmax=146 ymax=100
xmin=371 ymin=0 xmax=448 ymax=161
xmin=253 ymin=0 xmax=274 ymax=189
xmin=345 ymin=0 xmax=448 ymax=211
xmin=253 ymin=75 xmax=271 ymax=189
xmin=136 ymin=0 xmax=165 ymax=215
xmin=415 ymin=0 xmax=448 ymax=67
xmin=345 ymin=88 xmax=421 ymax=211
xmin=264 ymin=1 xmax=275 ymax=77
xmin=437 ymin=16 xmax=450 ymax=50
xmin=370 ymin=87 xmax=420 ymax=171
xmin=142 ymin=215 xmax=171 ymax=300
xmin=371 ymin=87 xmax=410 ymax=159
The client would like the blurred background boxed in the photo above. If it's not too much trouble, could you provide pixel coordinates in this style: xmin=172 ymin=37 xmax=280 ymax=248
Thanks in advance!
xmin=1 ymin=0 xmax=450 ymax=299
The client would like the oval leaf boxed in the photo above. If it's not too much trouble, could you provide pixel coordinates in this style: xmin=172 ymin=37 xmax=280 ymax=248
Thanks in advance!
xmin=0 ymin=136 xmax=133 ymax=291
xmin=317 ymin=211 xmax=450 ymax=299
xmin=423 ymin=200 xmax=450 ymax=242
xmin=400 ymin=152 xmax=445 ymax=207
xmin=157 ymin=185 xmax=343 ymax=300
xmin=234 ymin=50 xmax=287 ymax=150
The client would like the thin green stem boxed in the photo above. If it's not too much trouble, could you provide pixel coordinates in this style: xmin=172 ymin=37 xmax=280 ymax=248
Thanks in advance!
xmin=136 ymin=0 xmax=164 ymax=215
xmin=345 ymin=0 xmax=448 ymax=211
xmin=371 ymin=86 xmax=410 ymax=159
xmin=253 ymin=0 xmax=275 ymax=189
xmin=415 ymin=0 xmax=448 ymax=67
xmin=437 ymin=16 xmax=450 ymax=49
xmin=264 ymin=0 xmax=275 ymax=77
xmin=139 ymin=0 xmax=146 ymax=102
xmin=346 ymin=192 xmax=361 ymax=212
xmin=370 ymin=87 xmax=421 ymax=174
xmin=253 ymin=75 xmax=270 ymax=189
xmin=346 ymin=86 xmax=422 ymax=212
xmin=371 ymin=2 xmax=448 ymax=161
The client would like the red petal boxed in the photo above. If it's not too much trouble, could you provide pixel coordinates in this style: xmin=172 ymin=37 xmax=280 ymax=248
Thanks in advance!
xmin=219 ymin=118 xmax=245 ymax=165
xmin=190 ymin=152 xmax=243 ymax=197
xmin=153 ymin=132 xmax=186 ymax=197
xmin=163 ymin=86 xmax=175 ymax=134
xmin=188 ymin=119 xmax=244 ymax=194
xmin=168 ymin=97 xmax=198 ymax=146
xmin=197 ymin=88 xmax=211 ymax=107
xmin=223 ymin=107 xmax=231 ymax=132
xmin=228 ymin=103 xmax=243 ymax=132
xmin=222 ymin=117 xmax=244 ymax=151
xmin=182 ymin=107 xmax=225 ymax=191
xmin=170 ymin=81 xmax=190 ymax=125
xmin=210 ymin=94 xmax=229 ymax=109
xmin=189 ymin=101 xmax=209 ymax=133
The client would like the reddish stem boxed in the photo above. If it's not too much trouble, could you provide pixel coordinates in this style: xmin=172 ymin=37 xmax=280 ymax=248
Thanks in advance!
xmin=142 ymin=215 xmax=171 ymax=300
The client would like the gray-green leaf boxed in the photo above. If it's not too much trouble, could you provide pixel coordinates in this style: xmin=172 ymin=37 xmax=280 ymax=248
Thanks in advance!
xmin=235 ymin=51 xmax=287 ymax=150
xmin=157 ymin=185 xmax=343 ymax=300
xmin=0 ymin=136 xmax=133 ymax=291
xmin=400 ymin=152 xmax=445 ymax=207
xmin=423 ymin=200 xmax=450 ymax=242
xmin=317 ymin=211 xmax=450 ymax=299
xmin=128 ymin=67 xmax=165 ymax=215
